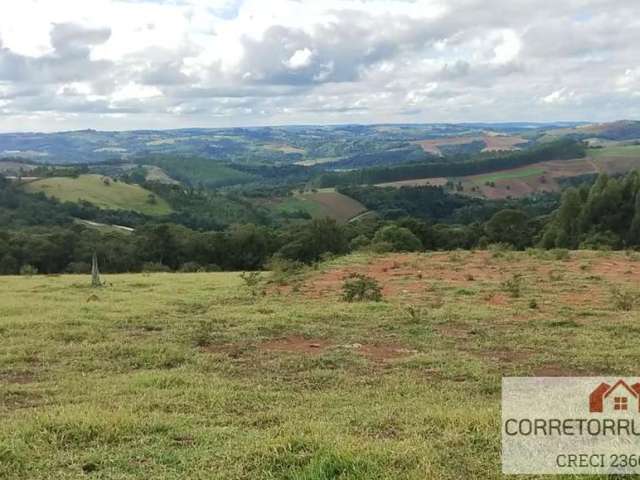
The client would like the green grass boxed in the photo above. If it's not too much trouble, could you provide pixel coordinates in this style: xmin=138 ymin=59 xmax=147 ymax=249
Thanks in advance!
xmin=474 ymin=167 xmax=545 ymax=183
xmin=1 ymin=251 xmax=639 ymax=478
xmin=274 ymin=191 xmax=367 ymax=223
xmin=588 ymin=145 xmax=640 ymax=158
xmin=146 ymin=158 xmax=255 ymax=187
xmin=23 ymin=175 xmax=172 ymax=216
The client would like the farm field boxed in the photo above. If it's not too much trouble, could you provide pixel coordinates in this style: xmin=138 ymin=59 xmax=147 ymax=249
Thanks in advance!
xmin=1 ymin=250 xmax=639 ymax=479
xmin=413 ymin=135 xmax=527 ymax=156
xmin=273 ymin=189 xmax=367 ymax=223
xmin=22 ymin=175 xmax=173 ymax=216
xmin=378 ymin=145 xmax=640 ymax=199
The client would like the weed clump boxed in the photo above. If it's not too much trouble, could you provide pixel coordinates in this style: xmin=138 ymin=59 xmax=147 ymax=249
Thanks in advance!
xmin=610 ymin=287 xmax=639 ymax=311
xmin=341 ymin=274 xmax=383 ymax=302
xmin=240 ymin=271 xmax=264 ymax=297
xmin=501 ymin=274 xmax=522 ymax=298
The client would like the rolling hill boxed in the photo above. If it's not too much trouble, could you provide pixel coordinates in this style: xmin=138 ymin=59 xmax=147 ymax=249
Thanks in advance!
xmin=22 ymin=175 xmax=172 ymax=216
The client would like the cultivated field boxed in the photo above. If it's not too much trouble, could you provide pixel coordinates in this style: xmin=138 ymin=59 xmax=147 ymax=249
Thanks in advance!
xmin=379 ymin=145 xmax=640 ymax=199
xmin=22 ymin=175 xmax=172 ymax=216
xmin=413 ymin=135 xmax=527 ymax=156
xmin=1 ymin=250 xmax=639 ymax=479
xmin=273 ymin=189 xmax=368 ymax=223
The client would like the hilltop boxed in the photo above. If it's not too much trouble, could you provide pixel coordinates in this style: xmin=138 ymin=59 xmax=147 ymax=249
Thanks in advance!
xmin=1 ymin=250 xmax=638 ymax=478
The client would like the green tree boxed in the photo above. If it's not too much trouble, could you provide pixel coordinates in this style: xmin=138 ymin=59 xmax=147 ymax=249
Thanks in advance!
xmin=484 ymin=209 xmax=531 ymax=249
xmin=372 ymin=225 xmax=423 ymax=252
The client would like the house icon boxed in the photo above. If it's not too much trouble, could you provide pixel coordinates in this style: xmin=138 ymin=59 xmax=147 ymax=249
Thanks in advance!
xmin=589 ymin=380 xmax=640 ymax=413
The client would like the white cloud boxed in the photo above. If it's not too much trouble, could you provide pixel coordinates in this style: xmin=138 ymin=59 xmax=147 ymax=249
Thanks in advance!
xmin=284 ymin=48 xmax=313 ymax=69
xmin=0 ymin=0 xmax=638 ymax=131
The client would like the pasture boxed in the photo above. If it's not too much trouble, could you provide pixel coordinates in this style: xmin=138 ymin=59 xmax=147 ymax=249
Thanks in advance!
xmin=22 ymin=175 xmax=172 ymax=216
xmin=273 ymin=190 xmax=367 ymax=223
xmin=1 ymin=250 xmax=639 ymax=479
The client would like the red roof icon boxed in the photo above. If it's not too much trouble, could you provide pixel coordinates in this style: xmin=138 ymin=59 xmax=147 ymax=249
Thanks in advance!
xmin=589 ymin=379 xmax=640 ymax=413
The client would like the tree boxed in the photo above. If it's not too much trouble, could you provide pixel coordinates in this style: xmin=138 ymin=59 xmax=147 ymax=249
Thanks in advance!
xmin=372 ymin=225 xmax=422 ymax=252
xmin=484 ymin=209 xmax=532 ymax=249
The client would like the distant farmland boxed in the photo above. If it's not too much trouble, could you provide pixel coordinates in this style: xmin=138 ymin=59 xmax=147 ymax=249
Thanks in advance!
xmin=273 ymin=189 xmax=368 ymax=223
xmin=413 ymin=134 xmax=527 ymax=156
xmin=22 ymin=175 xmax=173 ymax=216
xmin=374 ymin=145 xmax=640 ymax=199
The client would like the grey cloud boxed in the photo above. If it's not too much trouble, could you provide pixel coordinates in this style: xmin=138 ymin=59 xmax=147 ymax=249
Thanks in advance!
xmin=2 ymin=0 xmax=640 ymax=129
xmin=0 ymin=23 xmax=112 ymax=84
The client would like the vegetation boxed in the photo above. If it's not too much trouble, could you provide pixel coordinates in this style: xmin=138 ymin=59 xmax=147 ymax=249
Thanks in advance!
xmin=542 ymin=170 xmax=640 ymax=249
xmin=341 ymin=273 xmax=383 ymax=301
xmin=22 ymin=175 xmax=172 ymax=216
xmin=317 ymin=138 xmax=585 ymax=187
xmin=1 ymin=250 xmax=638 ymax=478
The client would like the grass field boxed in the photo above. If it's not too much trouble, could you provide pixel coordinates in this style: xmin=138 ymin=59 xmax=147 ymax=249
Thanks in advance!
xmin=145 ymin=158 xmax=255 ymax=188
xmin=274 ymin=190 xmax=367 ymax=223
xmin=474 ymin=167 xmax=545 ymax=183
xmin=588 ymin=145 xmax=640 ymax=158
xmin=22 ymin=175 xmax=172 ymax=216
xmin=1 ymin=250 xmax=639 ymax=479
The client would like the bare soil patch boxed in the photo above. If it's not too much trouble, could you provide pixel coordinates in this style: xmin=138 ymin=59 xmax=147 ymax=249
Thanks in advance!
xmin=260 ymin=336 xmax=331 ymax=355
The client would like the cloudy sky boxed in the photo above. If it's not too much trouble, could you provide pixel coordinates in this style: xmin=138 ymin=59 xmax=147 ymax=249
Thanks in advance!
xmin=0 ymin=0 xmax=638 ymax=132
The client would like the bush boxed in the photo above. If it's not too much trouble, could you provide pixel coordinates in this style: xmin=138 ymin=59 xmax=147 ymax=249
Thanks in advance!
xmin=142 ymin=262 xmax=171 ymax=273
xmin=369 ymin=241 xmax=394 ymax=254
xmin=240 ymin=271 xmax=263 ymax=297
xmin=610 ymin=287 xmax=639 ymax=311
xmin=501 ymin=274 xmax=522 ymax=298
xmin=372 ymin=225 xmax=422 ymax=252
xmin=266 ymin=256 xmax=304 ymax=285
xmin=341 ymin=273 xmax=383 ymax=302
xmin=19 ymin=264 xmax=38 ymax=276
xmin=550 ymin=248 xmax=570 ymax=261
xmin=179 ymin=262 xmax=203 ymax=273
xmin=349 ymin=235 xmax=371 ymax=251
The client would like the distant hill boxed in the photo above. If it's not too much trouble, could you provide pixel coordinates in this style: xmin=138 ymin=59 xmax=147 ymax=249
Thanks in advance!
xmin=22 ymin=175 xmax=172 ymax=216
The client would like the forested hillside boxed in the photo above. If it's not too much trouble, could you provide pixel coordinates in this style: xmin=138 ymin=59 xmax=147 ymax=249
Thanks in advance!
xmin=316 ymin=138 xmax=586 ymax=187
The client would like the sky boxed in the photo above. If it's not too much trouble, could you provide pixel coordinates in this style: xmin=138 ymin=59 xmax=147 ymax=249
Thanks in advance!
xmin=0 ymin=0 xmax=638 ymax=132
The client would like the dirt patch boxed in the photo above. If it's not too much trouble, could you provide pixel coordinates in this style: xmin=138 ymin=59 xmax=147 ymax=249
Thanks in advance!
xmin=260 ymin=336 xmax=331 ymax=355
xmin=482 ymin=135 xmax=527 ymax=152
xmin=294 ymin=252 xmax=502 ymax=300
xmin=485 ymin=293 xmax=508 ymax=306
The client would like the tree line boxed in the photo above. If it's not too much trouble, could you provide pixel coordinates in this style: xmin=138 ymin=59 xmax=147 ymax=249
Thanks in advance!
xmin=2 ymin=169 xmax=640 ymax=275
xmin=316 ymin=138 xmax=586 ymax=187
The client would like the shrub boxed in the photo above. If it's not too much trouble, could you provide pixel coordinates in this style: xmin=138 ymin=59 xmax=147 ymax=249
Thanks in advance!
xmin=341 ymin=273 xmax=383 ymax=302
xmin=266 ymin=256 xmax=304 ymax=285
xmin=501 ymin=274 xmax=522 ymax=298
xmin=550 ymin=248 xmax=570 ymax=261
xmin=349 ymin=235 xmax=371 ymax=251
xmin=179 ymin=262 xmax=203 ymax=273
xmin=405 ymin=304 xmax=424 ymax=323
xmin=240 ymin=271 xmax=263 ymax=297
xmin=369 ymin=241 xmax=394 ymax=254
xmin=372 ymin=225 xmax=422 ymax=252
xmin=610 ymin=287 xmax=639 ymax=311
xmin=19 ymin=264 xmax=38 ymax=276
xmin=142 ymin=262 xmax=171 ymax=273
